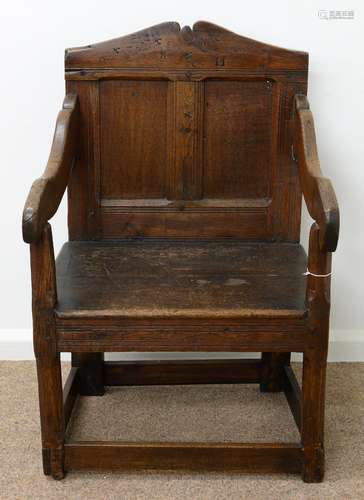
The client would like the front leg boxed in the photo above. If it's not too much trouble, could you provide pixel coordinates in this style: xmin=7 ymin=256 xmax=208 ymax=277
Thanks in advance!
xmin=36 ymin=352 xmax=65 ymax=479
xmin=301 ymin=224 xmax=331 ymax=482
xmin=31 ymin=225 xmax=65 ymax=479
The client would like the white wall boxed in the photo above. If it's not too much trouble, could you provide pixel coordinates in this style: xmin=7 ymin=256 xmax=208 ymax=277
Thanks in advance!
xmin=1 ymin=0 xmax=363 ymax=359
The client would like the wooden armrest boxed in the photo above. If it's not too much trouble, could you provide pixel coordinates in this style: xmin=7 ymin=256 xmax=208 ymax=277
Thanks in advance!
xmin=22 ymin=94 xmax=79 ymax=243
xmin=293 ymin=95 xmax=339 ymax=252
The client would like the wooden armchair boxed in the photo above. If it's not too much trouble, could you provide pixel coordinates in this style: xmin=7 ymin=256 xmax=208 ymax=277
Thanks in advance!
xmin=22 ymin=22 xmax=339 ymax=482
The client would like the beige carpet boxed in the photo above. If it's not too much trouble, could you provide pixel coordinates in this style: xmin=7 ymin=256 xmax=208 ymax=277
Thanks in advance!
xmin=1 ymin=361 xmax=364 ymax=499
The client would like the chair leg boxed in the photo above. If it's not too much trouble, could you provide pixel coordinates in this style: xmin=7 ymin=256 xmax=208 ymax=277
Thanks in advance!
xmin=260 ymin=352 xmax=291 ymax=392
xmin=301 ymin=346 xmax=327 ymax=482
xmin=36 ymin=353 xmax=65 ymax=479
xmin=72 ymin=353 xmax=105 ymax=396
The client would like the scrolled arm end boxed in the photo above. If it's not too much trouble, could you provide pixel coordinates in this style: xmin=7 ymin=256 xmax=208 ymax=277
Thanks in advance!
xmin=317 ymin=177 xmax=340 ymax=252
xmin=23 ymin=205 xmax=39 ymax=244
xmin=22 ymin=178 xmax=49 ymax=243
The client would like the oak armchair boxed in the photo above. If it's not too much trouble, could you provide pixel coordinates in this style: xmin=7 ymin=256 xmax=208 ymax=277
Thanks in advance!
xmin=23 ymin=22 xmax=339 ymax=481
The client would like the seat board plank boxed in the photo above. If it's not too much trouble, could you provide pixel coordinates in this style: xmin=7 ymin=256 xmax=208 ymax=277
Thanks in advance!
xmin=55 ymin=240 xmax=307 ymax=320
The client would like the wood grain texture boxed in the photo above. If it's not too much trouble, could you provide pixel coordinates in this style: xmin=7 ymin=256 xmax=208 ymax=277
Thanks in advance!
xmin=260 ymin=352 xmax=291 ymax=392
xmin=23 ymin=95 xmax=79 ymax=243
xmin=64 ymin=441 xmax=303 ymax=473
xmin=103 ymin=359 xmax=262 ymax=386
xmin=283 ymin=365 xmax=302 ymax=432
xmin=56 ymin=320 xmax=307 ymax=353
xmin=203 ymin=80 xmax=272 ymax=199
xmin=72 ymin=352 xmax=105 ymax=396
xmin=173 ymin=81 xmax=204 ymax=199
xmin=301 ymin=224 xmax=332 ymax=482
xmin=30 ymin=225 xmax=65 ymax=479
xmin=65 ymin=21 xmax=308 ymax=72
xmin=100 ymin=80 xmax=168 ymax=199
xmin=65 ymin=81 xmax=94 ymax=240
xmin=55 ymin=240 xmax=307 ymax=319
xmin=100 ymin=208 xmax=268 ymax=239
xmin=63 ymin=22 xmax=309 ymax=241
xmin=63 ymin=367 xmax=78 ymax=429
xmin=293 ymin=95 xmax=339 ymax=252
xmin=23 ymin=22 xmax=340 ymax=481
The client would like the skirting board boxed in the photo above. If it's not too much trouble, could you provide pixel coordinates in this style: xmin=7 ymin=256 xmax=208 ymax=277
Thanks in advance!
xmin=0 ymin=329 xmax=363 ymax=361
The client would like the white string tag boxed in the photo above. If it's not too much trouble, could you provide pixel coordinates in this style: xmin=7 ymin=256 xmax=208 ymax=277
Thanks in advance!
xmin=302 ymin=269 xmax=332 ymax=278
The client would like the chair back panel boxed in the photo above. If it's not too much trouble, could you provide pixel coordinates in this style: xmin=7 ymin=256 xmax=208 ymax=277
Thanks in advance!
xmin=100 ymin=80 xmax=168 ymax=200
xmin=65 ymin=22 xmax=308 ymax=240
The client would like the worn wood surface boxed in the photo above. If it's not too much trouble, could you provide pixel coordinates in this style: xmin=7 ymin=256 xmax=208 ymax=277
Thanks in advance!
xmin=283 ymin=365 xmax=302 ymax=432
xmin=30 ymin=225 xmax=65 ymax=479
xmin=260 ymin=352 xmax=291 ymax=393
xmin=65 ymin=21 xmax=307 ymax=72
xmin=22 ymin=95 xmax=79 ymax=243
xmin=293 ymin=95 xmax=339 ymax=478
xmin=55 ymin=240 xmax=307 ymax=319
xmin=64 ymin=441 xmax=303 ymax=474
xmin=56 ymin=320 xmax=307 ymax=353
xmin=100 ymin=80 xmax=168 ymax=199
xmin=72 ymin=352 xmax=105 ymax=396
xmin=103 ymin=359 xmax=262 ymax=386
xmin=301 ymin=224 xmax=332 ymax=482
xmin=203 ymin=80 xmax=272 ymax=199
xmin=63 ymin=367 xmax=79 ymax=429
xmin=66 ymin=21 xmax=307 ymax=240
xmin=293 ymin=95 xmax=339 ymax=252
xmin=23 ymin=22 xmax=340 ymax=481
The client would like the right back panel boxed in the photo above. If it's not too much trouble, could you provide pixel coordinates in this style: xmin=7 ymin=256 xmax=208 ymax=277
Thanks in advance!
xmin=203 ymin=80 xmax=273 ymax=201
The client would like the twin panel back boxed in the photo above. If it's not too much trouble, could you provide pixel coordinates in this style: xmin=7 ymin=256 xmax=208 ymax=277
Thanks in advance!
xmin=65 ymin=22 xmax=308 ymax=241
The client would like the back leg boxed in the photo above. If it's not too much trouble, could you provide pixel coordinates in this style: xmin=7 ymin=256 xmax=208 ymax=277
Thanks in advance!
xmin=260 ymin=352 xmax=291 ymax=392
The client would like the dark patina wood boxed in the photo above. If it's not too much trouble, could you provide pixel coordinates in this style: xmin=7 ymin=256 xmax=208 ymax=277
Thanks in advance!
xmin=63 ymin=367 xmax=79 ymax=428
xmin=55 ymin=240 xmax=307 ymax=319
xmin=23 ymin=21 xmax=339 ymax=481
xmin=71 ymin=353 xmax=105 ymax=396
xmin=30 ymin=224 xmax=65 ymax=479
xmin=103 ymin=359 xmax=262 ymax=386
xmin=294 ymin=95 xmax=339 ymax=252
xmin=64 ymin=442 xmax=303 ymax=474
xmin=23 ymin=96 xmax=79 ymax=244
xmin=260 ymin=352 xmax=291 ymax=393
xmin=283 ymin=365 xmax=302 ymax=432
xmin=65 ymin=22 xmax=307 ymax=242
